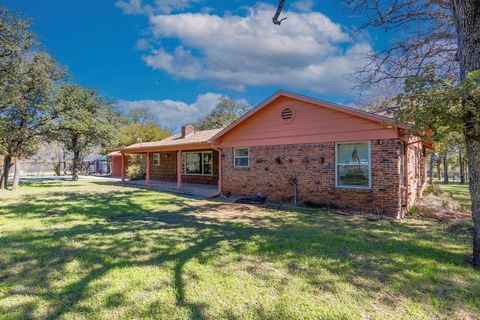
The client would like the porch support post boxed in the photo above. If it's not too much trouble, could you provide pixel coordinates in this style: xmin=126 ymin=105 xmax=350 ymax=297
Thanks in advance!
xmin=217 ymin=149 xmax=222 ymax=194
xmin=146 ymin=152 xmax=150 ymax=186
xmin=177 ymin=150 xmax=182 ymax=190
xmin=121 ymin=153 xmax=125 ymax=183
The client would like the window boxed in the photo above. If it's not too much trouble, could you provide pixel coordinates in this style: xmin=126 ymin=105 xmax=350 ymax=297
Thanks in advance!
xmin=182 ymin=151 xmax=213 ymax=175
xmin=335 ymin=142 xmax=370 ymax=188
xmin=233 ymin=148 xmax=249 ymax=167
xmin=153 ymin=153 xmax=160 ymax=166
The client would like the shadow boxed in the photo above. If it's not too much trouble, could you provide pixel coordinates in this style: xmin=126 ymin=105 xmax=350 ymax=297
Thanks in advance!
xmin=1 ymin=182 xmax=479 ymax=319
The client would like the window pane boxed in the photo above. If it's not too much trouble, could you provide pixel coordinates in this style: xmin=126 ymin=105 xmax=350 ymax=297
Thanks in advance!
xmin=204 ymin=164 xmax=212 ymax=174
xmin=185 ymin=153 xmax=202 ymax=174
xmin=203 ymin=152 xmax=212 ymax=164
xmin=203 ymin=152 xmax=212 ymax=174
xmin=337 ymin=143 xmax=368 ymax=164
xmin=234 ymin=148 xmax=248 ymax=157
xmin=235 ymin=157 xmax=248 ymax=167
xmin=337 ymin=164 xmax=369 ymax=186
xmin=153 ymin=153 xmax=160 ymax=165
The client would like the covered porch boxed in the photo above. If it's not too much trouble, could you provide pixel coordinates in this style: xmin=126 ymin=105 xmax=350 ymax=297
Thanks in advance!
xmin=114 ymin=126 xmax=223 ymax=198
xmin=122 ymin=179 xmax=219 ymax=198
xmin=118 ymin=148 xmax=222 ymax=197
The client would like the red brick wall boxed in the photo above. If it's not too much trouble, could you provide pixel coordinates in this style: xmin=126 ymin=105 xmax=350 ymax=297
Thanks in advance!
xmin=221 ymin=140 xmax=404 ymax=217
xmin=149 ymin=150 xmax=219 ymax=185
xmin=406 ymin=143 xmax=427 ymax=208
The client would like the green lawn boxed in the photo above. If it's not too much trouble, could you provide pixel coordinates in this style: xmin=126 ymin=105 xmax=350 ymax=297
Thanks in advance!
xmin=0 ymin=180 xmax=479 ymax=320
xmin=437 ymin=183 xmax=472 ymax=212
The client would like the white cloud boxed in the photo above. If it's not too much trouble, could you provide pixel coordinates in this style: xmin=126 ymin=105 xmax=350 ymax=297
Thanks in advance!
xmin=291 ymin=0 xmax=315 ymax=12
xmin=141 ymin=3 xmax=371 ymax=95
xmin=116 ymin=92 xmax=247 ymax=129
xmin=115 ymin=0 xmax=200 ymax=15
xmin=116 ymin=0 xmax=144 ymax=15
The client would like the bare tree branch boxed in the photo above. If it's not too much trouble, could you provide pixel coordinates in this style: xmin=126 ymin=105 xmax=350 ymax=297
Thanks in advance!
xmin=345 ymin=0 xmax=458 ymax=90
xmin=272 ymin=0 xmax=287 ymax=25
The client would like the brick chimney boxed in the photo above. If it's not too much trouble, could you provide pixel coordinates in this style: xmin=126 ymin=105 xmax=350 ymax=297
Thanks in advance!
xmin=181 ymin=125 xmax=195 ymax=138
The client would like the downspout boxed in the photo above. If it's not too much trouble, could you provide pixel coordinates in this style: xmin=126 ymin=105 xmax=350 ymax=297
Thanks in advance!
xmin=212 ymin=146 xmax=222 ymax=196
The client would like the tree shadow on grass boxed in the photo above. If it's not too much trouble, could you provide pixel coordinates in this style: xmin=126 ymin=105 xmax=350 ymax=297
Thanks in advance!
xmin=1 ymin=188 xmax=479 ymax=319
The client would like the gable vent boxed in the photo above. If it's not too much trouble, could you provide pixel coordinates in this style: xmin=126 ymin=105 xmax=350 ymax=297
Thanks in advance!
xmin=281 ymin=107 xmax=294 ymax=121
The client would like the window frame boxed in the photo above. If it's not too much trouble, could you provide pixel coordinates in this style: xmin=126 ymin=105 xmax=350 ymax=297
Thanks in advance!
xmin=335 ymin=141 xmax=371 ymax=189
xmin=182 ymin=151 xmax=213 ymax=176
xmin=152 ymin=153 xmax=160 ymax=166
xmin=233 ymin=147 xmax=249 ymax=168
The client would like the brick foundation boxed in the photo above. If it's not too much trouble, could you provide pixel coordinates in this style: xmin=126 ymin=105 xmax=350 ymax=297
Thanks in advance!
xmin=221 ymin=140 xmax=404 ymax=218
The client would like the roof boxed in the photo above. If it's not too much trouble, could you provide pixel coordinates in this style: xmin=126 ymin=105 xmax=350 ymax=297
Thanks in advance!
xmin=119 ymin=128 xmax=222 ymax=153
xmin=115 ymin=90 xmax=409 ymax=154
xmin=212 ymin=90 xmax=406 ymax=141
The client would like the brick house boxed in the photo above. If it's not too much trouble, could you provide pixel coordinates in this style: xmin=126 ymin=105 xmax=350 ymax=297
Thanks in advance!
xmin=116 ymin=91 xmax=431 ymax=218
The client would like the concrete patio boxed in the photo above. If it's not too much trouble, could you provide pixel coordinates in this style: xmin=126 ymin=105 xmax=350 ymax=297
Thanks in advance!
xmin=121 ymin=180 xmax=218 ymax=198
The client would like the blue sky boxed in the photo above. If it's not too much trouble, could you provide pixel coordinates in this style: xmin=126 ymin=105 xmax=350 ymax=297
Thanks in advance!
xmin=5 ymin=0 xmax=386 ymax=128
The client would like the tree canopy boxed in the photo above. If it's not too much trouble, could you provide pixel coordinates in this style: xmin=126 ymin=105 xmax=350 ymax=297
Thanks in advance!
xmin=194 ymin=96 xmax=251 ymax=130
xmin=119 ymin=107 xmax=171 ymax=146
xmin=0 ymin=6 xmax=66 ymax=189
xmin=54 ymin=84 xmax=123 ymax=181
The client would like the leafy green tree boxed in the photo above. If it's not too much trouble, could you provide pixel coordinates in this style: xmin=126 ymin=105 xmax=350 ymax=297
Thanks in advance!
xmin=54 ymin=84 xmax=123 ymax=181
xmin=194 ymin=96 xmax=251 ymax=130
xmin=0 ymin=6 xmax=65 ymax=189
xmin=119 ymin=107 xmax=171 ymax=180
xmin=120 ymin=107 xmax=171 ymax=146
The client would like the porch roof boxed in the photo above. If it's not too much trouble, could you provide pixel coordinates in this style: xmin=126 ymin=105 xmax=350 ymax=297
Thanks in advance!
xmin=116 ymin=128 xmax=222 ymax=153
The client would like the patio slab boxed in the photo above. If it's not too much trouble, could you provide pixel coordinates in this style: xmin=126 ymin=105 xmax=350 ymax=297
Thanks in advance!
xmin=122 ymin=180 xmax=218 ymax=198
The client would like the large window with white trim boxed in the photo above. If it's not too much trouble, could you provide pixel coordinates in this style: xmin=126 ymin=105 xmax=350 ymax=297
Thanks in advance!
xmin=182 ymin=151 xmax=213 ymax=175
xmin=335 ymin=142 xmax=371 ymax=188
xmin=233 ymin=148 xmax=249 ymax=168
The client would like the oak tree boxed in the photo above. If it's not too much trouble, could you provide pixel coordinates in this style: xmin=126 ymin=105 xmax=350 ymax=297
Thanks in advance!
xmin=273 ymin=0 xmax=480 ymax=267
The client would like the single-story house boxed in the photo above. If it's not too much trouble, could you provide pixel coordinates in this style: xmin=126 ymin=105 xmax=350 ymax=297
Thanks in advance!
xmin=115 ymin=90 xmax=432 ymax=218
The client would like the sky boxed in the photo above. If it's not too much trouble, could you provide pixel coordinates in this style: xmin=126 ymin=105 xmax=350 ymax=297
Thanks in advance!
xmin=4 ymin=0 xmax=387 ymax=129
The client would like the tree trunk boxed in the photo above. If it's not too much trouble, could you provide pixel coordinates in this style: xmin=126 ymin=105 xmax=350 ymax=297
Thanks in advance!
xmin=429 ymin=153 xmax=435 ymax=185
xmin=436 ymin=158 xmax=441 ymax=181
xmin=465 ymin=159 xmax=469 ymax=183
xmin=72 ymin=150 xmax=81 ymax=181
xmin=459 ymin=151 xmax=465 ymax=184
xmin=466 ymin=135 xmax=480 ymax=268
xmin=1 ymin=155 xmax=12 ymax=190
xmin=443 ymin=154 xmax=449 ymax=184
xmin=452 ymin=0 xmax=480 ymax=268
xmin=12 ymin=158 xmax=20 ymax=190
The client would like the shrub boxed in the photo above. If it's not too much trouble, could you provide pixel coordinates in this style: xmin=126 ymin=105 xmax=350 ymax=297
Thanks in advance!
xmin=127 ymin=154 xmax=146 ymax=180
xmin=409 ymin=206 xmax=420 ymax=217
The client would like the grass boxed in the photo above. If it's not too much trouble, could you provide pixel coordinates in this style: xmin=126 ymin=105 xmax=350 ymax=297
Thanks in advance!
xmin=0 ymin=180 xmax=479 ymax=320
xmin=437 ymin=183 xmax=472 ymax=212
